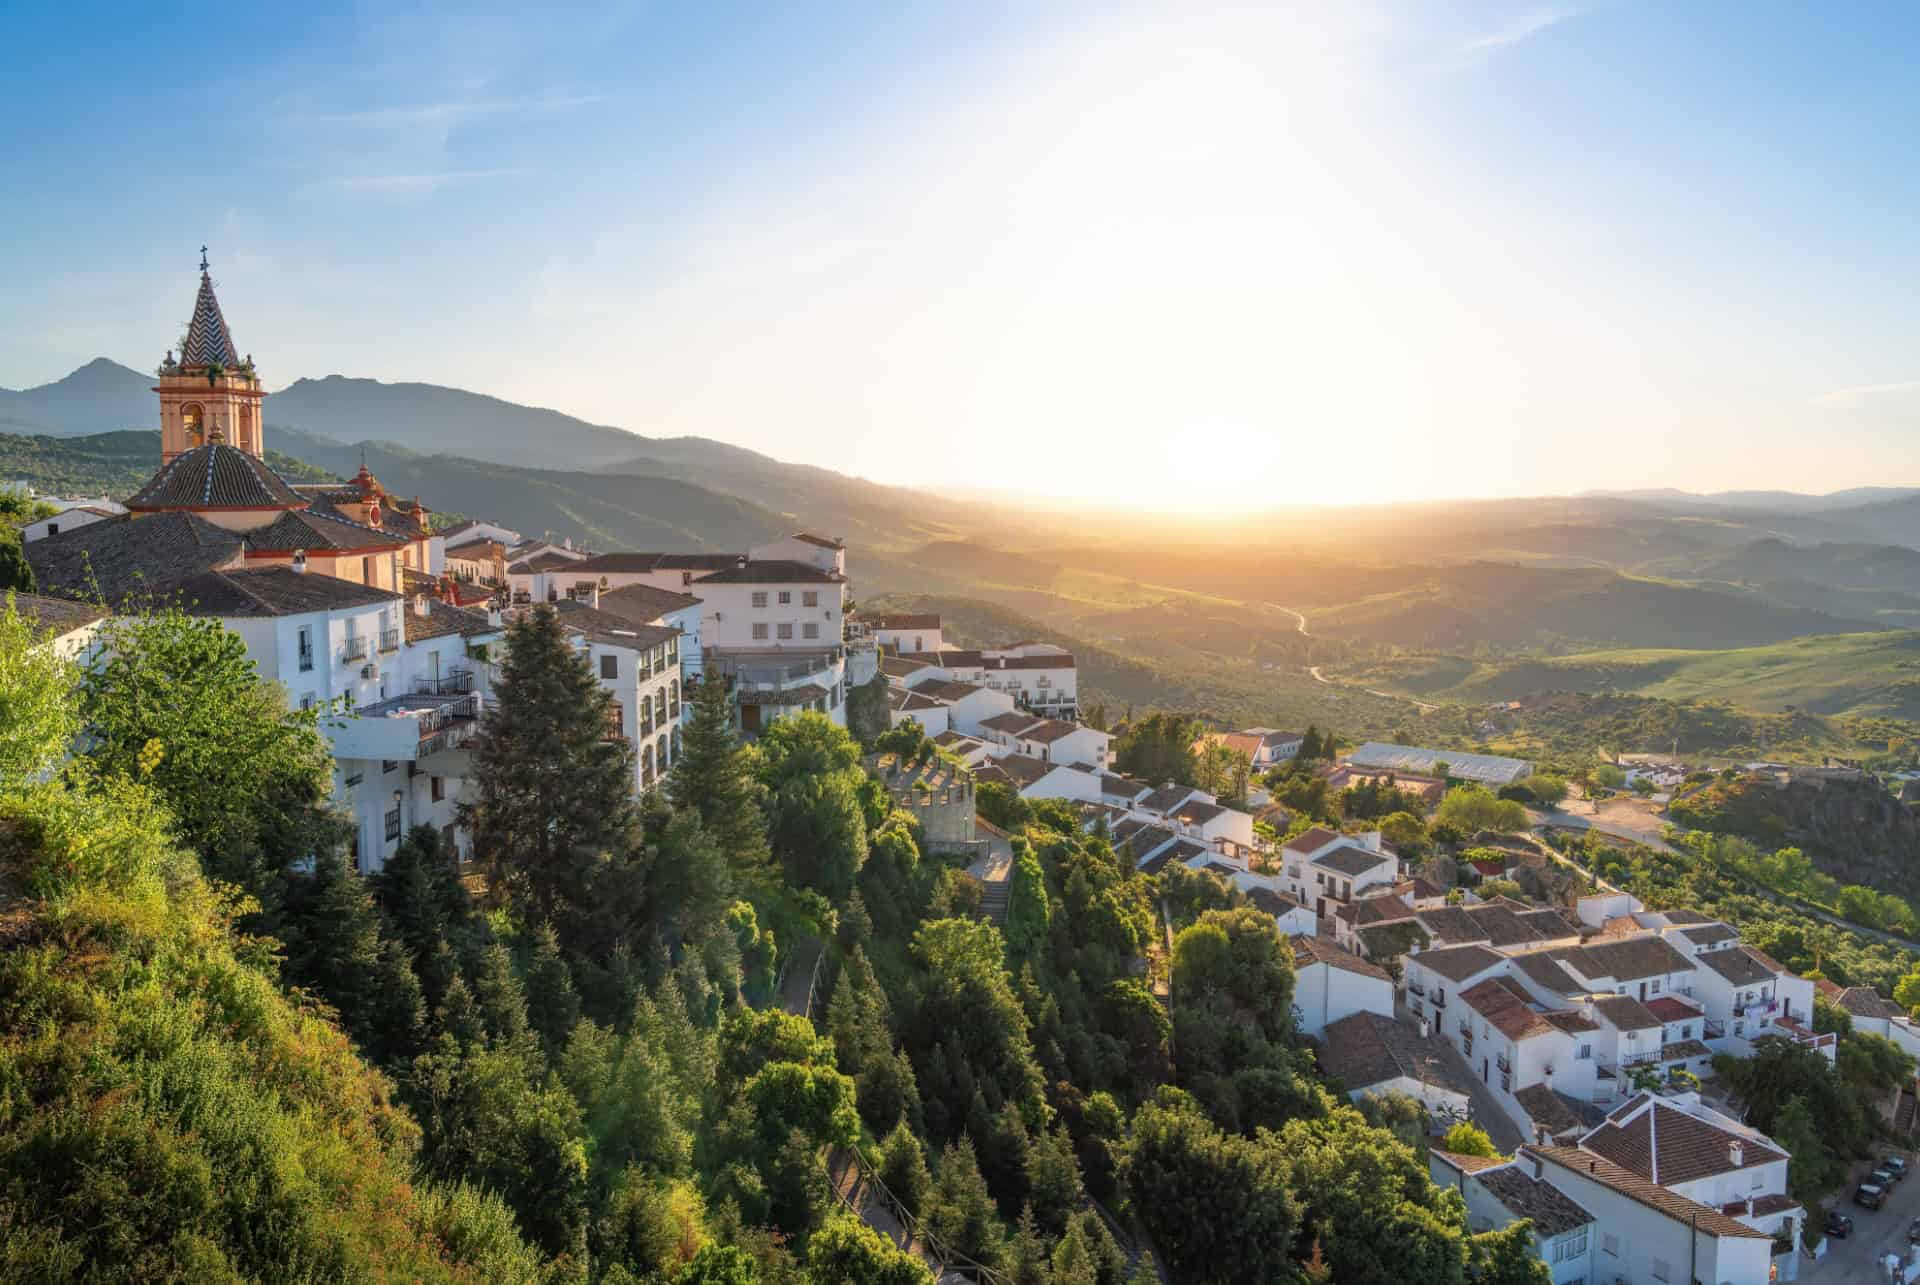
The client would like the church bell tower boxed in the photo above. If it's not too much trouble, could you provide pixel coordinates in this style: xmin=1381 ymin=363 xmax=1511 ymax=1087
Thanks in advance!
xmin=156 ymin=248 xmax=267 ymax=463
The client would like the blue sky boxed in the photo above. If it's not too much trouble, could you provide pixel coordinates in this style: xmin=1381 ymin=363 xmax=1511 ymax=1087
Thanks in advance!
xmin=5 ymin=1 xmax=1920 ymax=506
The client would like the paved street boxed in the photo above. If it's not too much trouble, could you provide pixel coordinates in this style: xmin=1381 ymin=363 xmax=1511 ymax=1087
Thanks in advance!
xmin=1802 ymin=1152 xmax=1920 ymax=1283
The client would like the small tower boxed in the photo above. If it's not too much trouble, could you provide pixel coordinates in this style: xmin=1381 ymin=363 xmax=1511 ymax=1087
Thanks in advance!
xmin=156 ymin=248 xmax=267 ymax=463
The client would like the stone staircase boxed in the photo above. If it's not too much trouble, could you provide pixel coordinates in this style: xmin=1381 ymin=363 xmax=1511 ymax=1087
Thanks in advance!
xmin=978 ymin=878 xmax=1011 ymax=925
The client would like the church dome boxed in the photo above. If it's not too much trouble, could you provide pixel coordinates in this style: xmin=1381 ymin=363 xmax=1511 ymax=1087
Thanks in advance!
xmin=126 ymin=441 xmax=308 ymax=512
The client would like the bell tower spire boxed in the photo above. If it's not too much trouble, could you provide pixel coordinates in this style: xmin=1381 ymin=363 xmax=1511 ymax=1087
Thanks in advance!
xmin=156 ymin=249 xmax=267 ymax=464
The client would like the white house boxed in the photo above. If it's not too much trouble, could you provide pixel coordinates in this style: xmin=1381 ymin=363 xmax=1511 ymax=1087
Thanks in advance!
xmin=550 ymin=600 xmax=683 ymax=794
xmin=596 ymin=582 xmax=706 ymax=692
xmin=861 ymin=612 xmax=943 ymax=655
xmin=439 ymin=518 xmax=524 ymax=550
xmin=908 ymin=678 xmax=1018 ymax=736
xmin=22 ymin=503 xmax=121 ymax=542
xmin=889 ymin=687 xmax=951 ymax=737
xmin=1523 ymin=1143 xmax=1777 ymax=1285
xmin=1291 ymin=935 xmax=1395 ymax=1039
xmin=1318 ymin=1011 xmax=1475 ymax=1125
xmin=977 ymin=752 xmax=1101 ymax=804
xmin=1691 ymin=943 xmax=1827 ymax=1061
xmin=12 ymin=593 xmax=108 ymax=659
xmin=1428 ymin=1151 xmax=1595 ymax=1285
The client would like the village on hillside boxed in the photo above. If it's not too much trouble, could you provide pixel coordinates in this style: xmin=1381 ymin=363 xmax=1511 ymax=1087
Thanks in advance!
xmin=12 ymin=263 xmax=1920 ymax=1285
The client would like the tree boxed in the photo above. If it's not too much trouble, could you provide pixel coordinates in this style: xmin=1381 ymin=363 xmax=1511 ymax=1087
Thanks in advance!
xmin=1591 ymin=763 xmax=1627 ymax=790
xmin=1469 ymin=1221 xmax=1552 ymax=1285
xmin=1440 ymin=1121 xmax=1498 ymax=1158
xmin=1523 ymin=773 xmax=1568 ymax=808
xmin=1434 ymin=785 xmax=1528 ymax=835
xmin=878 ymin=1119 xmax=933 ymax=1219
xmin=807 ymin=1211 xmax=934 ymax=1284
xmin=1379 ymin=810 xmax=1429 ymax=851
xmin=754 ymin=711 xmax=873 ymax=902
xmin=1113 ymin=713 xmax=1199 ymax=786
xmin=464 ymin=605 xmax=640 ymax=924
xmin=927 ymin=1137 xmax=1004 ymax=1267
xmin=279 ymin=848 xmax=425 ymax=1066
xmin=1004 ymin=840 xmax=1052 ymax=964
xmin=0 ymin=593 xmax=80 ymax=786
xmin=524 ymin=919 xmax=583 ymax=1057
xmin=671 ymin=670 xmax=772 ymax=874
xmin=1125 ymin=1094 xmax=1299 ymax=1284
xmin=80 ymin=607 xmax=344 ymax=894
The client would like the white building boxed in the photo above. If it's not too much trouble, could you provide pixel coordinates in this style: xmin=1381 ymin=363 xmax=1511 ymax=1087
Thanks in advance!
xmin=22 ymin=503 xmax=122 ymax=542
xmin=11 ymin=593 xmax=108 ymax=659
xmin=1346 ymin=742 xmax=1534 ymax=786
xmin=1318 ymin=1010 xmax=1476 ymax=1125
xmin=1428 ymin=1150 xmax=1595 ymax=1285
xmin=859 ymin=612 xmax=943 ymax=655
xmin=550 ymin=600 xmax=684 ymax=793
xmin=1291 ymin=935 xmax=1395 ymax=1040
xmin=1276 ymin=827 xmax=1402 ymax=916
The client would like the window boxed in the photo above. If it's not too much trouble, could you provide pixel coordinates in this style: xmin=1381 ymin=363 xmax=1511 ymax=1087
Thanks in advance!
xmin=1734 ymin=1021 xmax=1744 ymax=1036
xmin=298 ymin=624 xmax=314 ymax=671
xmin=384 ymin=808 xmax=402 ymax=841
xmin=1602 ymin=1233 xmax=1619 ymax=1258
xmin=1551 ymin=1230 xmax=1587 ymax=1263
xmin=606 ymin=705 xmax=623 ymax=738
xmin=1650 ymin=978 xmax=1661 ymax=994
xmin=1650 ymin=1257 xmax=1670 ymax=1282
xmin=383 ymin=760 xmax=398 ymax=774
xmin=430 ymin=776 xmax=444 ymax=803
xmin=803 ymin=622 xmax=820 ymax=640
xmin=777 ymin=623 xmax=793 ymax=640
xmin=803 ymin=590 xmax=818 ymax=607
xmin=600 ymin=654 xmax=618 ymax=679
xmin=1680 ymin=1024 xmax=1692 ymax=1040
xmin=752 ymin=623 xmax=769 ymax=640
xmin=300 ymin=693 xmax=315 ymax=711
xmin=362 ymin=555 xmax=376 ymax=584
xmin=777 ymin=591 xmax=791 ymax=605
xmin=1750 ymin=1170 xmax=1763 ymax=1190
xmin=344 ymin=769 xmax=364 ymax=788
xmin=44 ymin=522 xmax=57 ymax=536
xmin=1577 ymin=1043 xmax=1592 ymax=1060
xmin=751 ymin=591 xmax=769 ymax=608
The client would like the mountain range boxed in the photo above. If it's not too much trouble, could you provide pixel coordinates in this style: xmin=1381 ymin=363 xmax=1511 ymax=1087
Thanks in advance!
xmin=10 ymin=358 xmax=1920 ymax=719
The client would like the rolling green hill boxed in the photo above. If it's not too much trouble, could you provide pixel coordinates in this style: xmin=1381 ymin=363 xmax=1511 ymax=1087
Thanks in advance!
xmin=1336 ymin=630 xmax=1920 ymax=721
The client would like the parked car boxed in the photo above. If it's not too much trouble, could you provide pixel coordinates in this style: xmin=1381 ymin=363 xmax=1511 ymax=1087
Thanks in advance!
xmin=1874 ymin=1167 xmax=1901 ymax=1188
xmin=1826 ymin=1211 xmax=1855 ymax=1238
xmin=1856 ymin=1183 xmax=1887 ymax=1210
xmin=1886 ymin=1156 xmax=1910 ymax=1178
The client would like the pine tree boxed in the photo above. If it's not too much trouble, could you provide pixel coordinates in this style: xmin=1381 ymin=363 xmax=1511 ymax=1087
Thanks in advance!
xmin=927 ymin=1137 xmax=1004 ymax=1267
xmin=669 ymin=671 xmax=771 ymax=874
xmin=471 ymin=939 xmax=530 ymax=1046
xmin=525 ymin=920 xmax=583 ymax=1057
xmin=436 ymin=972 xmax=486 ymax=1048
xmin=877 ymin=1119 xmax=932 ymax=1219
xmin=464 ymin=605 xmax=640 ymax=924
xmin=279 ymin=850 xmax=392 ymax=1051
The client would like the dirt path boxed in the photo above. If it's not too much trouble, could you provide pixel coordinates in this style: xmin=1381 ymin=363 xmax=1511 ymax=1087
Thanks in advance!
xmin=1271 ymin=603 xmax=1442 ymax=713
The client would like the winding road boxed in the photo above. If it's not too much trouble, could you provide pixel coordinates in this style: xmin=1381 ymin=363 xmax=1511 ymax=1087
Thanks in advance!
xmin=1267 ymin=603 xmax=1441 ymax=714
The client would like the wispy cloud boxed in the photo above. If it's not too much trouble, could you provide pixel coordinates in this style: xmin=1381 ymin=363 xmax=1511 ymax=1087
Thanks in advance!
xmin=1810 ymin=380 xmax=1920 ymax=409
xmin=303 ymin=92 xmax=605 ymax=129
xmin=1461 ymin=5 xmax=1585 ymax=54
xmin=330 ymin=168 xmax=529 ymax=195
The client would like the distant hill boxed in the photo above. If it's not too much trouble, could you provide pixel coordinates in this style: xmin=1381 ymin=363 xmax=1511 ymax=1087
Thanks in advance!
xmin=1336 ymin=630 xmax=1920 ymax=720
xmin=0 ymin=357 xmax=156 ymax=435
xmin=6 ymin=360 xmax=1001 ymax=552
xmin=1303 ymin=562 xmax=1874 ymax=651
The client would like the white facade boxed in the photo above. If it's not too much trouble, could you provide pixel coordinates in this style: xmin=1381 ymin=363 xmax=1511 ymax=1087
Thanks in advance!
xmin=573 ymin=631 xmax=681 ymax=794
xmin=23 ymin=505 xmax=120 ymax=542
xmin=1292 ymin=938 xmax=1396 ymax=1040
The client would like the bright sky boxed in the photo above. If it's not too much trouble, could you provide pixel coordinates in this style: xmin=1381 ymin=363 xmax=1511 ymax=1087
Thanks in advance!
xmin=5 ymin=1 xmax=1920 ymax=508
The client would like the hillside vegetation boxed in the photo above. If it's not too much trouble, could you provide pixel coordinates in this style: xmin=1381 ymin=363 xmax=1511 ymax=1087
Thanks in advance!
xmin=1341 ymin=631 xmax=1920 ymax=722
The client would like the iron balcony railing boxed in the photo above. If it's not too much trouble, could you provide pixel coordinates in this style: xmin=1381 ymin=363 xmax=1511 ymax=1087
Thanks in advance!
xmin=378 ymin=627 xmax=401 ymax=653
xmin=341 ymin=635 xmax=369 ymax=663
xmin=413 ymin=668 xmax=475 ymax=697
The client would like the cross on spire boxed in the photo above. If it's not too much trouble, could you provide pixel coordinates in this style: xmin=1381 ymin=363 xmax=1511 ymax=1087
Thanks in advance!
xmin=200 ymin=245 xmax=209 ymax=272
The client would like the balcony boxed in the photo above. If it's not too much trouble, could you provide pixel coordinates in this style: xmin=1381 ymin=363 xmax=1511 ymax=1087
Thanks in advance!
xmin=1496 ymin=1054 xmax=1512 ymax=1074
xmin=413 ymin=668 xmax=475 ymax=697
xmin=1704 ymin=1020 xmax=1726 ymax=1039
xmin=340 ymin=635 xmax=369 ymax=664
xmin=1431 ymin=993 xmax=1447 ymax=1010
xmin=1406 ymin=979 xmax=1426 ymax=997
xmin=326 ymin=691 xmax=481 ymax=764
xmin=378 ymin=627 xmax=401 ymax=653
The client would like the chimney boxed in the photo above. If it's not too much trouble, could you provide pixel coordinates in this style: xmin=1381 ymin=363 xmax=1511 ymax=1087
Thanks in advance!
xmin=414 ymin=593 xmax=430 ymax=618
xmin=291 ymin=548 xmax=307 ymax=575
xmin=736 ymin=554 xmax=748 ymax=570
xmin=588 ymin=584 xmax=601 ymax=609
xmin=1417 ymin=1018 xmax=1430 ymax=1038
xmin=486 ymin=598 xmax=503 ymax=628
xmin=1728 ymin=1140 xmax=1743 ymax=1168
